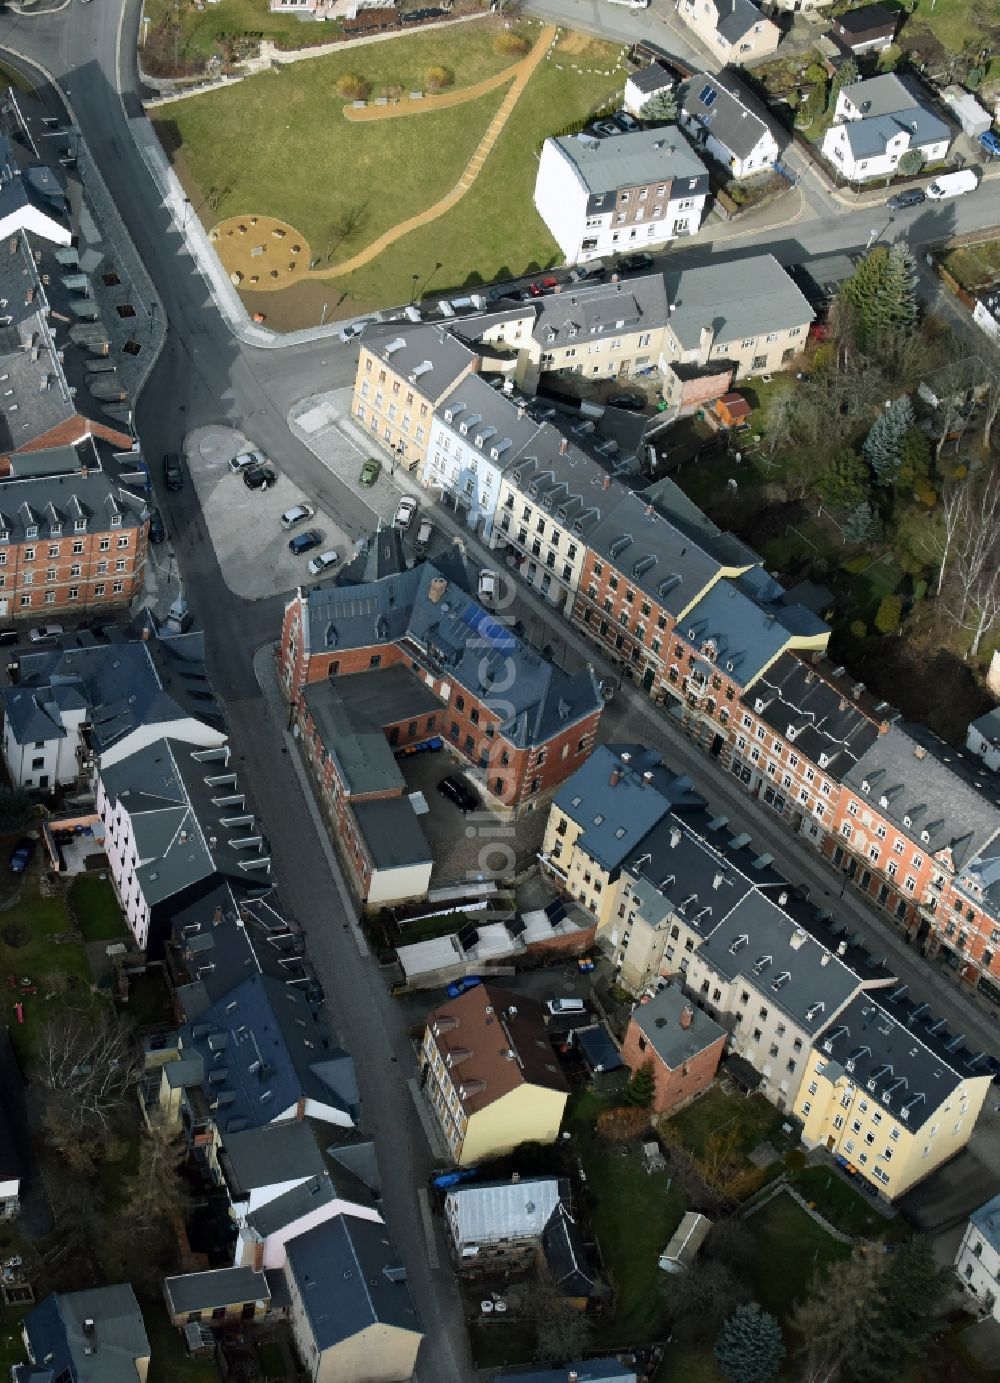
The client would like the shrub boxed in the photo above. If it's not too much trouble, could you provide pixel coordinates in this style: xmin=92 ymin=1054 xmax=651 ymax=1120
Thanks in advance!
xmin=384 ymin=82 xmax=403 ymax=99
xmin=336 ymin=73 xmax=370 ymax=100
xmin=494 ymin=30 xmax=529 ymax=55
xmin=917 ymin=486 xmax=937 ymax=508
xmin=850 ymin=619 xmax=868 ymax=640
xmin=913 ymin=578 xmax=928 ymax=603
xmin=596 ymin=1105 xmax=650 ymax=1142
xmin=784 ymin=1147 xmax=807 ymax=1173
xmin=875 ymin=594 xmax=903 ymax=633
xmin=425 ymin=65 xmax=454 ymax=91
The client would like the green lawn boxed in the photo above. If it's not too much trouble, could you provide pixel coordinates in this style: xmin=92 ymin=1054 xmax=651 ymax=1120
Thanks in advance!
xmin=749 ymin=1193 xmax=851 ymax=1319
xmin=657 ymin=1343 xmax=720 ymax=1383
xmin=469 ymin=1319 xmax=538 ymax=1370
xmin=941 ymin=239 xmax=1000 ymax=293
xmin=143 ymin=1299 xmax=220 ymax=1383
xmin=665 ymin=1087 xmax=787 ymax=1162
xmin=903 ymin=0 xmax=996 ymax=57
xmin=69 ymin=875 xmax=127 ymax=943
xmin=143 ymin=0 xmax=343 ymax=63
xmin=566 ymin=1092 xmax=685 ymax=1345
xmin=790 ymin=1167 xmax=904 ymax=1241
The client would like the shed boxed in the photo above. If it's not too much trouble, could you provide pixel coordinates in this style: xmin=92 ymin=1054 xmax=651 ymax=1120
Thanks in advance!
xmin=574 ymin=1023 xmax=623 ymax=1074
xmin=715 ymin=392 xmax=752 ymax=427
xmin=658 ymin=1211 xmax=712 ymax=1273
xmin=941 ymin=85 xmax=991 ymax=138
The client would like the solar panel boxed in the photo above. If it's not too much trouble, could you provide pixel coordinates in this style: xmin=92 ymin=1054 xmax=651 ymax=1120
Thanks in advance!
xmin=545 ymin=899 xmax=567 ymax=928
xmin=698 ymin=84 xmax=718 ymax=107
xmin=461 ymin=603 xmax=516 ymax=654
xmin=506 ymin=915 xmax=527 ymax=939
xmin=457 ymin=924 xmax=480 ymax=953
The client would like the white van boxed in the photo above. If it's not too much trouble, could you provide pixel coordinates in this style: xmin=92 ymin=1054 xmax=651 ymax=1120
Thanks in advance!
xmin=926 ymin=169 xmax=978 ymax=200
xmin=547 ymin=998 xmax=585 ymax=1015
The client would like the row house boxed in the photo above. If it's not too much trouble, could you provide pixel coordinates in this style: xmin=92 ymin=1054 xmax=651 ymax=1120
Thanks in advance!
xmin=794 ymin=987 xmax=992 ymax=1199
xmin=826 ymin=724 xmax=1000 ymax=984
xmin=279 ymin=541 xmax=604 ymax=815
xmin=724 ymin=651 xmax=885 ymax=845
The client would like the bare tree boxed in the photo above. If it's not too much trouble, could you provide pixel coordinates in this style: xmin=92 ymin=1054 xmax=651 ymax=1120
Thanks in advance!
xmin=926 ymin=478 xmax=969 ymax=597
xmin=949 ymin=471 xmax=1000 ymax=626
xmin=36 ymin=1013 xmax=141 ymax=1136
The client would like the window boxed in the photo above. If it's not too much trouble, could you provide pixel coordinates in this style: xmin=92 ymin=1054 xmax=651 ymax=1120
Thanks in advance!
xmin=808 ymin=1081 xmax=818 ymax=1096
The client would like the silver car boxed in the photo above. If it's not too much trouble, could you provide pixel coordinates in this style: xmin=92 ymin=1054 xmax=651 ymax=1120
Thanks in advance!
xmin=280 ymin=503 xmax=315 ymax=530
xmin=307 ymin=549 xmax=340 ymax=577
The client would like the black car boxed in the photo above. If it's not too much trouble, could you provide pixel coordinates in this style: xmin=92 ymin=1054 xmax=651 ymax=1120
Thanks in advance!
xmin=244 ymin=464 xmax=278 ymax=491
xmin=608 ymin=392 xmax=645 ymax=410
xmin=288 ymin=528 xmax=323 ymax=556
xmin=887 ymin=188 xmax=925 ymax=212
xmin=8 ymin=837 xmax=35 ymax=874
xmin=148 ymin=507 xmax=166 ymax=544
xmin=619 ymin=252 xmax=654 ymax=272
xmin=437 ymin=775 xmax=480 ymax=813
xmin=163 ymin=452 xmax=184 ymax=491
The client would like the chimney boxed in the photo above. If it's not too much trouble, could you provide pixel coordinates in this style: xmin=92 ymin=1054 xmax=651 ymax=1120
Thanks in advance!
xmin=713 ymin=871 xmax=725 ymax=890
xmin=820 ymin=952 xmax=831 ymax=967
xmin=790 ymin=928 xmax=807 ymax=950
xmin=294 ymin=1097 xmax=306 ymax=1121
xmin=851 ymin=682 xmax=865 ymax=699
xmin=879 ymin=720 xmax=891 ymax=735
xmin=670 ymin=827 xmax=682 ymax=848
xmin=610 ymin=768 xmax=621 ymax=787
xmin=697 ymin=324 xmax=714 ymax=367
xmin=679 ymin=1005 xmax=693 ymax=1030
xmin=428 ymin=576 xmax=448 ymax=604
xmin=837 ymin=940 xmax=847 ymax=956
xmin=913 ymin=744 xmax=927 ymax=760
xmin=253 ymin=1241 xmax=265 ymax=1271
xmin=602 ymin=474 xmax=611 ymax=490
xmin=559 ymin=436 xmax=568 ymax=455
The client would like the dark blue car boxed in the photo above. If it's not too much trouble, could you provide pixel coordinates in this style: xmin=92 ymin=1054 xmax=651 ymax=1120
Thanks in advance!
xmin=289 ymin=529 xmax=323 ymax=556
xmin=446 ymin=976 xmax=482 ymax=999
xmin=8 ymin=838 xmax=35 ymax=874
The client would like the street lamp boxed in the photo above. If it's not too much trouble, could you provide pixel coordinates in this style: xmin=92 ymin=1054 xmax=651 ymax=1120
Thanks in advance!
xmin=409 ymin=273 xmax=420 ymax=306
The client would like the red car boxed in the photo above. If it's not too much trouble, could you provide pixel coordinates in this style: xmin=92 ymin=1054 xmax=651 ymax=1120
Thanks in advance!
xmin=528 ymin=276 xmax=560 ymax=298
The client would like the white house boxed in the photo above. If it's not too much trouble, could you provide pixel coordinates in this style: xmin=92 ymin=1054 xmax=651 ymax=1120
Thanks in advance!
xmin=0 ymin=136 xmax=71 ymax=248
xmin=821 ymin=74 xmax=951 ymax=181
xmin=624 ymin=64 xmax=677 ymax=118
xmin=421 ymin=373 xmax=544 ymax=540
xmin=534 ymin=127 xmax=709 ymax=264
xmin=967 ymin=707 xmax=1000 ymax=771
xmin=956 ymin=1193 xmax=1000 ymax=1320
xmin=679 ymin=74 xmax=781 ymax=179
xmin=235 ymin=1175 xmax=382 ymax=1272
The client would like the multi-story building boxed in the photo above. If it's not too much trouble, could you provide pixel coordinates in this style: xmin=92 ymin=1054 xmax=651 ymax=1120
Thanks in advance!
xmin=621 ymin=984 xmax=726 ymax=1114
xmin=821 ymin=74 xmax=951 ymax=182
xmin=534 ymin=128 xmax=709 ymax=264
xmin=676 ymin=0 xmax=780 ymax=64
xmin=279 ymin=545 xmax=603 ymax=815
xmin=955 ymin=1193 xmax=1000 ymax=1320
xmin=419 ymin=984 xmax=569 ymax=1164
xmin=967 ymin=708 xmax=1000 ymax=774
xmin=422 ymin=373 xmax=545 ymax=540
xmin=794 ymin=988 xmax=992 ymax=1199
xmin=0 ymin=438 xmax=149 ymax=621
xmin=679 ymin=75 xmax=781 ymax=180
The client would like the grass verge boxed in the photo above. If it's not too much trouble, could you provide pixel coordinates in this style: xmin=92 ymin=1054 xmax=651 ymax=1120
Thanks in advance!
xmin=69 ymin=875 xmax=127 ymax=943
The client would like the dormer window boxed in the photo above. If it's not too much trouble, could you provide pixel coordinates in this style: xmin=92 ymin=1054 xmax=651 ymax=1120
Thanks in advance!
xmin=25 ymin=525 xmax=37 ymax=540
xmin=920 ymin=830 xmax=930 ymax=843
xmin=110 ymin=514 xmax=122 ymax=528
xmin=903 ymin=815 xmax=911 ymax=827
xmin=879 ymin=795 xmax=888 ymax=808
xmin=819 ymin=753 xmax=829 ymax=769
xmin=50 ymin=523 xmax=61 ymax=537
xmin=74 ymin=518 xmax=86 ymax=532
xmin=861 ymin=779 xmax=870 ymax=794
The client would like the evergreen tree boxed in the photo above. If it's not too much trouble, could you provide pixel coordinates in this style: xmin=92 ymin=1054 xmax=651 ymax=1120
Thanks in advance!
xmin=623 ymin=1059 xmax=655 ymax=1106
xmin=840 ymin=244 xmax=917 ymax=349
xmin=897 ymin=148 xmax=924 ymax=177
xmin=896 ymin=426 xmax=932 ymax=494
xmin=853 ymin=1237 xmax=951 ymax=1382
xmin=827 ymin=57 xmax=858 ymax=113
xmin=863 ymin=396 xmax=914 ymax=485
xmin=641 ymin=87 xmax=678 ymax=123
xmin=843 ymin=500 xmax=881 ymax=544
xmin=715 ymin=1303 xmax=785 ymax=1383
xmin=817 ymin=448 xmax=870 ymax=510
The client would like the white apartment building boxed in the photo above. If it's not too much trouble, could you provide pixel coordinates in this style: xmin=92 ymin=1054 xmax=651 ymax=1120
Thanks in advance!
xmin=956 ymin=1193 xmax=1000 ymax=1320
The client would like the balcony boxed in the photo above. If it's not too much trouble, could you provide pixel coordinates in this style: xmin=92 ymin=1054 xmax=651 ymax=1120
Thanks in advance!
xmin=538 ymin=851 xmax=568 ymax=881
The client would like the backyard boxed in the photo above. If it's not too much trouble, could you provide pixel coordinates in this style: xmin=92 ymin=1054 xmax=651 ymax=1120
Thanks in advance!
xmin=940 ymin=237 xmax=1000 ymax=293
xmin=155 ymin=21 xmax=626 ymax=323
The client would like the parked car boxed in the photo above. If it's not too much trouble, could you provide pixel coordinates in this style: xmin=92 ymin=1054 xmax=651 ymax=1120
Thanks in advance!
xmin=436 ymin=775 xmax=480 ymax=813
xmin=289 ymin=529 xmax=324 ymax=556
xmin=599 ymin=677 xmax=616 ymax=702
xmin=28 ymin=625 xmax=63 ymax=643
xmin=478 ymin=569 xmax=498 ymax=602
xmin=148 ymin=507 xmax=166 ymax=544
xmin=393 ymin=496 xmax=418 ymax=530
xmin=446 ymin=976 xmax=482 ymax=999
xmin=280 ymin=503 xmax=315 ymax=530
xmin=547 ymin=998 xmax=585 ymax=1015
xmin=886 ymin=188 xmax=925 ymax=211
xmin=619 ymin=252 xmax=654 ymax=272
xmin=360 ymin=458 xmax=381 ymax=487
xmin=244 ymin=465 xmax=277 ymax=491
xmin=415 ymin=518 xmax=434 ymax=551
xmin=607 ymin=391 xmax=645 ymax=410
xmin=8 ymin=838 xmax=35 ymax=873
xmin=307 ymin=549 xmax=340 ymax=576
xmin=980 ymin=130 xmax=1000 ymax=158
xmin=229 ymin=449 xmax=264 ymax=473
xmin=163 ymin=452 xmax=184 ymax=491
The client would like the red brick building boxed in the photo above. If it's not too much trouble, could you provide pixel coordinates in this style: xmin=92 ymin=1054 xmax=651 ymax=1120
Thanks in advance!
xmin=279 ymin=537 xmax=604 ymax=814
xmin=621 ymin=984 xmax=726 ymax=1115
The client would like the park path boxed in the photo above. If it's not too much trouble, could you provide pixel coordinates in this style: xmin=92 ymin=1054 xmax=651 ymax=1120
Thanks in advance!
xmin=313 ymin=24 xmax=557 ymax=280
xmin=343 ymin=49 xmax=531 ymax=122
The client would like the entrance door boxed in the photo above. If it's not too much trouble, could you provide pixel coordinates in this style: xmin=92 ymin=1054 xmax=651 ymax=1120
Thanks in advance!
xmin=642 ymin=666 xmax=654 ymax=691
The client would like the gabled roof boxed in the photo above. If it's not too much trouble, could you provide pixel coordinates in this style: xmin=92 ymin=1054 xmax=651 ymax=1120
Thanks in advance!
xmin=283 ymin=1215 xmax=420 ymax=1352
xmin=628 ymin=63 xmax=676 ymax=97
xmin=969 ymin=1192 xmax=1000 ymax=1253
xmin=164 ymin=1267 xmax=270 ymax=1317
xmin=221 ymin=1119 xmax=327 ymax=1196
xmin=502 ymin=1360 xmax=636 ymax=1383
xmin=21 ymin=1285 xmax=149 ymax=1383
xmin=361 ymin=321 xmax=477 ymax=402
xmin=445 ymin=1177 xmax=565 ymax=1245
xmin=664 ymin=255 xmax=814 ymax=352
xmin=830 ymin=3 xmax=898 ymax=40
xmin=542 ymin=1202 xmax=597 ymax=1296
xmin=711 ymin=0 xmax=773 ymax=44
xmin=681 ymin=74 xmax=774 ymax=161
xmin=631 ymin=984 xmax=725 ymax=1068
xmin=678 ymin=580 xmax=809 ymax=689
xmin=532 ymin=272 xmax=669 ymax=347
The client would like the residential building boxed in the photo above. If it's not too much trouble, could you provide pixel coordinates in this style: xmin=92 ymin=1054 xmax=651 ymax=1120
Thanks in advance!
xmin=279 ymin=553 xmax=603 ymax=815
xmin=676 ymin=0 xmax=781 ymax=64
xmin=16 ymin=1284 xmax=150 ymax=1383
xmin=679 ymin=74 xmax=782 ymax=179
xmin=443 ymin=1176 xmax=566 ymax=1269
xmin=660 ymin=254 xmax=814 ymax=386
xmin=0 ymin=439 xmax=149 ymax=622
xmin=621 ymin=984 xmax=726 ymax=1113
xmin=827 ymin=3 xmax=899 ymax=55
xmin=794 ymin=988 xmax=992 ymax=1199
xmin=2 ymin=626 xmax=225 ymax=791
xmin=163 ymin=1267 xmax=271 ymax=1329
xmin=624 ymin=63 xmax=677 ymax=118
xmin=352 ymin=320 xmax=480 ymax=473
xmin=658 ymin=1211 xmax=712 ymax=1272
xmin=422 ymin=372 xmax=544 ymax=539
xmin=955 ymin=1193 xmax=1000 ymax=1320
xmin=821 ymin=74 xmax=951 ymax=182
xmin=283 ymin=1214 xmax=422 ymax=1383
xmin=0 ymin=134 xmax=72 ymax=247
xmin=419 ymin=983 xmax=569 ymax=1164
xmin=96 ymin=738 xmax=270 ymax=954
xmin=972 ymin=290 xmax=1000 ymax=342
xmin=967 ymin=708 xmax=1000 ymax=773
xmin=535 ymin=128 xmax=709 ymax=264
xmin=219 ymin=1120 xmax=333 ymax=1221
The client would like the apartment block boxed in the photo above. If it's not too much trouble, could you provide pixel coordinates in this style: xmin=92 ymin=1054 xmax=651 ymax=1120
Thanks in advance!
xmin=955 ymin=1193 xmax=1000 ymax=1320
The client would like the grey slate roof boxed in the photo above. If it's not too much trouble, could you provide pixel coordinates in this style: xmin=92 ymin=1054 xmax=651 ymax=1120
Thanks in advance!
xmin=164 ymin=1267 xmax=270 ymax=1317
xmin=221 ymin=1119 xmax=327 ymax=1195
xmin=283 ymin=1215 xmax=420 ymax=1352
xmin=353 ymin=797 xmax=432 ymax=872
xmin=664 ymin=254 xmax=814 ymax=352
xmin=969 ymin=707 xmax=1000 ymax=748
xmin=629 ymin=63 xmax=676 ymax=97
xmin=503 ymin=1361 xmax=636 ymax=1383
xmin=712 ymin=0 xmax=771 ymax=44
xmin=549 ymin=127 xmax=708 ymax=196
xmin=532 ymin=273 xmax=669 ymax=347
xmin=302 ymin=679 xmax=406 ymax=798
xmin=681 ymin=74 xmax=773 ymax=161
xmin=21 ymin=1285 xmax=149 ymax=1383
xmin=434 ymin=370 xmax=546 ymax=462
xmin=744 ymin=652 xmax=885 ymax=782
xmin=0 ymin=438 xmax=147 ymax=543
xmin=679 ymin=579 xmax=811 ymax=689
xmin=845 ymin=722 xmax=1000 ymax=868
xmin=838 ymin=74 xmax=950 ymax=156
xmin=969 ymin=1192 xmax=1000 ymax=1253
xmin=542 ymin=1202 xmax=597 ymax=1297
xmin=816 ymin=987 xmax=990 ymax=1129
xmin=552 ymin=743 xmax=701 ymax=872
xmin=362 ymin=321 xmax=476 ymax=401
xmin=632 ymin=983 xmax=725 ymax=1067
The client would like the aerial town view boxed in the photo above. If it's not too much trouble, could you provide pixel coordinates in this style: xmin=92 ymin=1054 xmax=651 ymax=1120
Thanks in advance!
xmin=0 ymin=0 xmax=997 ymax=1377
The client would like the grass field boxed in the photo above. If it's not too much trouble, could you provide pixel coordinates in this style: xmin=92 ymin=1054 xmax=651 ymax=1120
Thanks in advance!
xmin=69 ymin=875 xmax=127 ymax=943
xmin=665 ymin=1086 xmax=788 ymax=1162
xmin=157 ymin=22 xmax=624 ymax=320
xmin=904 ymin=0 xmax=997 ymax=56
xmin=143 ymin=0 xmax=334 ymax=63
xmin=749 ymin=1193 xmax=851 ymax=1318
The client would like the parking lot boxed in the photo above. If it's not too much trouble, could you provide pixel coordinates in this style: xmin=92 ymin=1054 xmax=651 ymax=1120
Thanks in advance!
xmin=183 ymin=424 xmax=356 ymax=600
